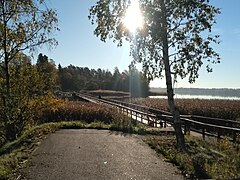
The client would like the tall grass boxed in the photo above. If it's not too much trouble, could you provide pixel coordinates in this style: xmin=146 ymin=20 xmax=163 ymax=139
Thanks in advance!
xmin=145 ymin=136 xmax=240 ymax=179
xmin=39 ymin=101 xmax=116 ymax=124
xmin=130 ymin=98 xmax=240 ymax=120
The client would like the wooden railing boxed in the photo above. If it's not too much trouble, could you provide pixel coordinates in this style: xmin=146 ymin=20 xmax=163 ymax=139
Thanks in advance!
xmin=77 ymin=93 xmax=240 ymax=142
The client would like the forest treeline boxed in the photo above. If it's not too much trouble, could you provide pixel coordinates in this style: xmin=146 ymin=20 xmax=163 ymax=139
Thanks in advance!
xmin=41 ymin=53 xmax=149 ymax=97
xmin=58 ymin=64 xmax=149 ymax=98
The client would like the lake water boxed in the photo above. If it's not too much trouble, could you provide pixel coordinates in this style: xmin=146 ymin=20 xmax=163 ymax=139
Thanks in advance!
xmin=149 ymin=94 xmax=240 ymax=100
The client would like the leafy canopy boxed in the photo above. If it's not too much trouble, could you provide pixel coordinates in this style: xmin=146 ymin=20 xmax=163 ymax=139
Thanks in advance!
xmin=0 ymin=0 xmax=59 ymax=141
xmin=0 ymin=0 xmax=59 ymax=64
xmin=89 ymin=0 xmax=221 ymax=83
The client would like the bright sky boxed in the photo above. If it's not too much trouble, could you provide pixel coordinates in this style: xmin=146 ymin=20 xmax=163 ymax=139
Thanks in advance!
xmin=39 ymin=0 xmax=240 ymax=88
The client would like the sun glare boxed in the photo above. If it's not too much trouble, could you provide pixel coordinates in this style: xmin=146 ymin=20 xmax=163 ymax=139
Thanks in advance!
xmin=123 ymin=0 xmax=143 ymax=33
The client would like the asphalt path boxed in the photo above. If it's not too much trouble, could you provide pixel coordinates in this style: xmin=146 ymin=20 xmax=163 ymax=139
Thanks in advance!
xmin=20 ymin=129 xmax=183 ymax=180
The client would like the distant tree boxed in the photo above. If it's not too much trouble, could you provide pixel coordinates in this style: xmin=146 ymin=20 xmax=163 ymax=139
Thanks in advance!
xmin=58 ymin=64 xmax=62 ymax=71
xmin=112 ymin=67 xmax=121 ymax=90
xmin=37 ymin=53 xmax=48 ymax=64
xmin=128 ymin=65 xmax=149 ymax=97
xmin=36 ymin=53 xmax=58 ymax=93
xmin=89 ymin=0 xmax=221 ymax=150
xmin=57 ymin=63 xmax=149 ymax=96
xmin=61 ymin=71 xmax=73 ymax=91
xmin=104 ymin=70 xmax=113 ymax=90
xmin=120 ymin=71 xmax=129 ymax=92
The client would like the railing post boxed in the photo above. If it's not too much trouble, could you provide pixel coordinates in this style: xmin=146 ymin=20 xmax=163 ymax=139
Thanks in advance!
xmin=164 ymin=121 xmax=167 ymax=128
xmin=217 ymin=128 xmax=221 ymax=141
xmin=147 ymin=116 xmax=150 ymax=126
xmin=184 ymin=122 xmax=190 ymax=136
xmin=184 ymin=124 xmax=187 ymax=135
xmin=202 ymin=127 xmax=205 ymax=140
xmin=233 ymin=131 xmax=236 ymax=143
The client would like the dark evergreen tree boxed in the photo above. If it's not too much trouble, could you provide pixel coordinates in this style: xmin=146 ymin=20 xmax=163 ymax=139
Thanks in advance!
xmin=57 ymin=64 xmax=149 ymax=96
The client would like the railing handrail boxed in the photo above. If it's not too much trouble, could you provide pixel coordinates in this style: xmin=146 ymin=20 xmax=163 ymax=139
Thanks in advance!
xmin=77 ymin=93 xmax=240 ymax=142
xmin=79 ymin=92 xmax=240 ymax=127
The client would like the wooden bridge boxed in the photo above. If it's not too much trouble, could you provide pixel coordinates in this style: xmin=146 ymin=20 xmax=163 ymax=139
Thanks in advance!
xmin=76 ymin=93 xmax=240 ymax=143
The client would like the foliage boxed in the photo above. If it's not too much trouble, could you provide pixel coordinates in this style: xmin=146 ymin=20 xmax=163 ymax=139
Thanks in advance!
xmin=128 ymin=65 xmax=149 ymax=97
xmin=58 ymin=65 xmax=149 ymax=97
xmin=89 ymin=0 xmax=221 ymax=150
xmin=39 ymin=100 xmax=150 ymax=134
xmin=145 ymin=136 xmax=240 ymax=179
xmin=0 ymin=0 xmax=59 ymax=142
xmin=89 ymin=0 xmax=220 ymax=82
xmin=36 ymin=54 xmax=59 ymax=93
xmin=39 ymin=100 xmax=149 ymax=134
xmin=0 ymin=54 xmax=60 ymax=142
xmin=0 ymin=0 xmax=59 ymax=93
xmin=131 ymin=98 xmax=240 ymax=120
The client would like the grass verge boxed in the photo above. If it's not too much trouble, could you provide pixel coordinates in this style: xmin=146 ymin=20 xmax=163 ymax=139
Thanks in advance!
xmin=144 ymin=135 xmax=240 ymax=179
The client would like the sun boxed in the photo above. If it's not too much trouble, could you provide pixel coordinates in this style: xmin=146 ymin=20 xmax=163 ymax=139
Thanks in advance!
xmin=123 ymin=0 xmax=143 ymax=33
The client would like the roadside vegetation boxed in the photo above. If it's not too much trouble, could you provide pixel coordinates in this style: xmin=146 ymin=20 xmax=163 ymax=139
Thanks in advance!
xmin=1 ymin=99 xmax=240 ymax=179
xmin=145 ymin=135 xmax=240 ymax=179
xmin=0 ymin=100 xmax=148 ymax=179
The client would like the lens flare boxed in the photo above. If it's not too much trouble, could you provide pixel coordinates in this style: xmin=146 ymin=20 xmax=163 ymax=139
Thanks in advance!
xmin=123 ymin=0 xmax=143 ymax=33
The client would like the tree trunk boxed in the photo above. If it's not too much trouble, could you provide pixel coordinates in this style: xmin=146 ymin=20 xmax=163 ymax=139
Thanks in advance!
xmin=2 ymin=1 xmax=10 ymax=97
xmin=4 ymin=56 xmax=10 ymax=96
xmin=2 ymin=1 xmax=13 ymax=141
xmin=160 ymin=0 xmax=185 ymax=151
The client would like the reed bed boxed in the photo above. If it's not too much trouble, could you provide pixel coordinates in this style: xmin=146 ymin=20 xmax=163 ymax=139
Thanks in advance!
xmin=39 ymin=101 xmax=117 ymax=124
xmin=130 ymin=98 xmax=240 ymax=120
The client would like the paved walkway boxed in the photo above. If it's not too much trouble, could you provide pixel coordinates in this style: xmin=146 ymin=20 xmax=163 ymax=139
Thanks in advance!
xmin=20 ymin=129 xmax=183 ymax=180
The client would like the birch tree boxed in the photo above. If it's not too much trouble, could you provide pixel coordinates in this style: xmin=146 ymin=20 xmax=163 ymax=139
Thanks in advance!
xmin=89 ymin=0 xmax=220 ymax=150
xmin=0 ymin=0 xmax=59 ymax=97
xmin=0 ymin=0 xmax=59 ymax=140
